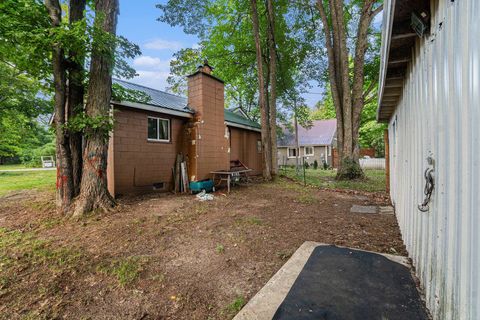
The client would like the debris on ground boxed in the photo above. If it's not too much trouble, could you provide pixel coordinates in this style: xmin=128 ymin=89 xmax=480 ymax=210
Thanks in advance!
xmin=196 ymin=190 xmax=214 ymax=201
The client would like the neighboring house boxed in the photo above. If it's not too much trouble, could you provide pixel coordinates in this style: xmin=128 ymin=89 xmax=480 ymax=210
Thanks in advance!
xmin=108 ymin=62 xmax=262 ymax=196
xmin=378 ymin=1 xmax=479 ymax=319
xmin=277 ymin=119 xmax=337 ymax=166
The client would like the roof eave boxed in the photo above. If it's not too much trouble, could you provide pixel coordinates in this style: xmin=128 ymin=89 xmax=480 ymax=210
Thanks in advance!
xmin=377 ymin=0 xmax=397 ymax=123
xmin=112 ymin=100 xmax=193 ymax=118
xmin=225 ymin=121 xmax=261 ymax=133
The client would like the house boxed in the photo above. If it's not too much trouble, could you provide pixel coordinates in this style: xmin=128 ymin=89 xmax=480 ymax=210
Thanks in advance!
xmin=107 ymin=62 xmax=262 ymax=196
xmin=378 ymin=0 xmax=479 ymax=319
xmin=277 ymin=119 xmax=337 ymax=167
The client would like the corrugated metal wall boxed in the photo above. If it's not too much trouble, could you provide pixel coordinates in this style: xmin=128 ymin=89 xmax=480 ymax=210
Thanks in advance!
xmin=388 ymin=1 xmax=480 ymax=319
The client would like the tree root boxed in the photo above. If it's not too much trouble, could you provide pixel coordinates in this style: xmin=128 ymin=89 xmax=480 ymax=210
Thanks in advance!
xmin=72 ymin=193 xmax=116 ymax=218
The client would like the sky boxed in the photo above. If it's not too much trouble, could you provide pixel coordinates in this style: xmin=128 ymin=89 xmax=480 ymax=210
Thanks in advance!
xmin=116 ymin=0 xmax=324 ymax=108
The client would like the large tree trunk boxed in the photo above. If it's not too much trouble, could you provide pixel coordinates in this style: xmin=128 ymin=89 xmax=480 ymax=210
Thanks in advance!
xmin=266 ymin=0 xmax=278 ymax=177
xmin=250 ymin=0 xmax=272 ymax=181
xmin=73 ymin=0 xmax=118 ymax=216
xmin=45 ymin=0 xmax=74 ymax=213
xmin=316 ymin=0 xmax=382 ymax=180
xmin=68 ymin=0 xmax=87 ymax=197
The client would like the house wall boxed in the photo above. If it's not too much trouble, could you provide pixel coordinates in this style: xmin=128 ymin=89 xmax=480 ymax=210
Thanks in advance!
xmin=229 ymin=127 xmax=262 ymax=175
xmin=387 ymin=1 xmax=480 ymax=319
xmin=277 ymin=146 xmax=332 ymax=167
xmin=107 ymin=106 xmax=186 ymax=196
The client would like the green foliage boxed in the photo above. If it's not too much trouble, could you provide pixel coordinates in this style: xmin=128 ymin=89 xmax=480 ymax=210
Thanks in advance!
xmin=313 ymin=160 xmax=318 ymax=170
xmin=0 ymin=110 xmax=53 ymax=161
xmin=111 ymin=83 xmax=152 ymax=104
xmin=20 ymin=141 xmax=56 ymax=167
xmin=65 ymin=113 xmax=114 ymax=140
xmin=158 ymin=0 xmax=323 ymax=120
xmin=215 ymin=244 xmax=225 ymax=254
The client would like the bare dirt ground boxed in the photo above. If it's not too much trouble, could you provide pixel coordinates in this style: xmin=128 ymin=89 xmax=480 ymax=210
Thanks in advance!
xmin=0 ymin=178 xmax=406 ymax=320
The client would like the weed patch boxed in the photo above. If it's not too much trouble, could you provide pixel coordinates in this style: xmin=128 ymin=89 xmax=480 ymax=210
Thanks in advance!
xmin=97 ymin=256 xmax=145 ymax=286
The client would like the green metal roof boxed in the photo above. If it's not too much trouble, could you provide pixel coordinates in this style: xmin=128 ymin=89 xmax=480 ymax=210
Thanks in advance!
xmin=224 ymin=109 xmax=261 ymax=129
xmin=113 ymin=78 xmax=260 ymax=131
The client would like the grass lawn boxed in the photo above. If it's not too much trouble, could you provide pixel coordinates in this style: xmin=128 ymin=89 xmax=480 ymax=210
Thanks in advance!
xmin=281 ymin=167 xmax=386 ymax=193
xmin=0 ymin=170 xmax=56 ymax=196
xmin=0 ymin=164 xmax=33 ymax=170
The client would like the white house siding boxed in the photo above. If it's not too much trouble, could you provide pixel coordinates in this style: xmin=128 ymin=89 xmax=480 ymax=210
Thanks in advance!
xmin=388 ymin=1 xmax=480 ymax=319
xmin=277 ymin=146 xmax=332 ymax=167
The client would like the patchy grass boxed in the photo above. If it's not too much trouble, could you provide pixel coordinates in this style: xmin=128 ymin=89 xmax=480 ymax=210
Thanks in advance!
xmin=235 ymin=216 xmax=263 ymax=226
xmin=225 ymin=296 xmax=245 ymax=315
xmin=281 ymin=168 xmax=386 ymax=193
xmin=0 ymin=227 xmax=82 ymax=274
xmin=0 ymin=170 xmax=56 ymax=196
xmin=215 ymin=244 xmax=225 ymax=254
xmin=97 ymin=257 xmax=145 ymax=286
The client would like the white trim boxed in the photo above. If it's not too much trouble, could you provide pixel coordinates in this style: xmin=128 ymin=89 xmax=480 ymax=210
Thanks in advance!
xmin=113 ymin=100 xmax=193 ymax=118
xmin=225 ymin=121 xmax=261 ymax=132
xmin=147 ymin=116 xmax=171 ymax=142
xmin=287 ymin=147 xmax=298 ymax=159
xmin=304 ymin=146 xmax=314 ymax=157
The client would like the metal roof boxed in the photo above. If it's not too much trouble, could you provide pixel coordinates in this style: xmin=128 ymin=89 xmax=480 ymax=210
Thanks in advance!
xmin=224 ymin=109 xmax=261 ymax=129
xmin=278 ymin=119 xmax=337 ymax=146
xmin=112 ymin=78 xmax=191 ymax=113
xmin=112 ymin=78 xmax=260 ymax=131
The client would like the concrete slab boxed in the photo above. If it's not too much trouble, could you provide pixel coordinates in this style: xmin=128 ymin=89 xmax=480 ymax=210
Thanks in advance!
xmin=350 ymin=205 xmax=378 ymax=214
xmin=234 ymin=242 xmax=319 ymax=320
xmin=379 ymin=205 xmax=395 ymax=215
xmin=235 ymin=242 xmax=426 ymax=320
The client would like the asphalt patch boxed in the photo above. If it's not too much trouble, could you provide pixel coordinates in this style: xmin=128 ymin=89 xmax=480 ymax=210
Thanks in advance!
xmin=273 ymin=245 xmax=428 ymax=320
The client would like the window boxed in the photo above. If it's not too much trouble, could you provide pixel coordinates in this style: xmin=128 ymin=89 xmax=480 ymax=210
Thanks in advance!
xmin=304 ymin=146 xmax=314 ymax=156
xmin=257 ymin=140 xmax=262 ymax=153
xmin=288 ymin=148 xmax=297 ymax=158
xmin=148 ymin=117 xmax=170 ymax=142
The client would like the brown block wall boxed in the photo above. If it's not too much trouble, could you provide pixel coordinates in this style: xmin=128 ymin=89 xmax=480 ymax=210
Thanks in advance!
xmin=229 ymin=127 xmax=262 ymax=175
xmin=187 ymin=72 xmax=229 ymax=181
xmin=107 ymin=106 xmax=187 ymax=196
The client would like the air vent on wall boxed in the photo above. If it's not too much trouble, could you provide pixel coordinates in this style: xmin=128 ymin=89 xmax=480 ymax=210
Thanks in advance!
xmin=411 ymin=12 xmax=428 ymax=37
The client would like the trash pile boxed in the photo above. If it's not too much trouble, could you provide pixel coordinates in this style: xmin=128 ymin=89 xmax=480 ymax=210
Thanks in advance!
xmin=196 ymin=190 xmax=214 ymax=201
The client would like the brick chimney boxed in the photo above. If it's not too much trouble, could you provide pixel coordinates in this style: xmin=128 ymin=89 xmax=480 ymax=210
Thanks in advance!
xmin=186 ymin=61 xmax=229 ymax=181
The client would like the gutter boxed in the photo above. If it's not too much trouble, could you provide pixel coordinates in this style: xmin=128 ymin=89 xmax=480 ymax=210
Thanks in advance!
xmin=225 ymin=121 xmax=261 ymax=133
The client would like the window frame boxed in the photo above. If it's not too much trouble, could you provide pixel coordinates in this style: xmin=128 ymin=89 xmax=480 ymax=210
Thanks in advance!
xmin=147 ymin=116 xmax=171 ymax=142
xmin=304 ymin=146 xmax=314 ymax=157
xmin=287 ymin=147 xmax=297 ymax=158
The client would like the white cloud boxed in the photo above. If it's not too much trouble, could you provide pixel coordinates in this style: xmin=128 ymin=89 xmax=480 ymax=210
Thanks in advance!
xmin=133 ymin=55 xmax=171 ymax=70
xmin=144 ymin=38 xmax=183 ymax=51
xmin=129 ymin=70 xmax=171 ymax=91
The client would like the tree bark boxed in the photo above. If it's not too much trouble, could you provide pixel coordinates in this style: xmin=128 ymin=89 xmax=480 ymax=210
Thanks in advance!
xmin=266 ymin=0 xmax=278 ymax=176
xmin=45 ymin=0 xmax=74 ymax=213
xmin=73 ymin=0 xmax=118 ymax=216
xmin=68 ymin=0 xmax=87 ymax=197
xmin=250 ymin=0 xmax=272 ymax=181
xmin=316 ymin=0 xmax=382 ymax=180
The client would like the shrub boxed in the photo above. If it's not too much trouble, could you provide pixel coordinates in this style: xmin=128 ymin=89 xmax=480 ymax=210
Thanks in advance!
xmin=313 ymin=160 xmax=318 ymax=169
xmin=304 ymin=161 xmax=310 ymax=169
xmin=20 ymin=142 xmax=56 ymax=167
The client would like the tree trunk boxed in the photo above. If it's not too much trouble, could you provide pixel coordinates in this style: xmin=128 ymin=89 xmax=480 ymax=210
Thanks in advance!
xmin=68 ymin=0 xmax=87 ymax=197
xmin=316 ymin=0 xmax=382 ymax=180
xmin=294 ymin=102 xmax=300 ymax=174
xmin=45 ymin=0 xmax=74 ymax=213
xmin=73 ymin=0 xmax=118 ymax=216
xmin=266 ymin=0 xmax=278 ymax=177
xmin=250 ymin=0 xmax=272 ymax=181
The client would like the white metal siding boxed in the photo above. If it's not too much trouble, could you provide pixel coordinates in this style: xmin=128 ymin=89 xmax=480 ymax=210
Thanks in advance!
xmin=388 ymin=1 xmax=480 ymax=319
